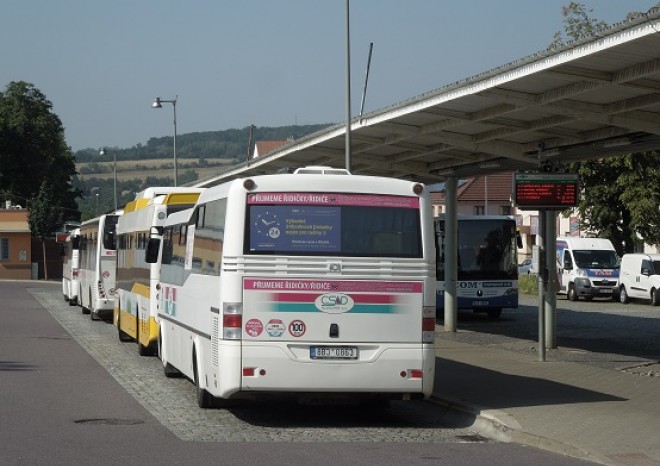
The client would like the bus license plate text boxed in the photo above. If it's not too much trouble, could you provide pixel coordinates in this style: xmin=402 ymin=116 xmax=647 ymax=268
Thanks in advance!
xmin=310 ymin=346 xmax=358 ymax=360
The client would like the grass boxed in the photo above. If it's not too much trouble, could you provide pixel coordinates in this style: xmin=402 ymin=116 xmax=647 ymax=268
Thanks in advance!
xmin=519 ymin=274 xmax=539 ymax=294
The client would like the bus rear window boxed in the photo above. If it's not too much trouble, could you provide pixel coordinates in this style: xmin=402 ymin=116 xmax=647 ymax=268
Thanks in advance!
xmin=245 ymin=193 xmax=422 ymax=258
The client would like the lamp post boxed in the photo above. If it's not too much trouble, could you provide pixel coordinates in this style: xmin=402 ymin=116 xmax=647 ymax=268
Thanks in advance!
xmin=100 ymin=147 xmax=117 ymax=211
xmin=152 ymin=96 xmax=178 ymax=186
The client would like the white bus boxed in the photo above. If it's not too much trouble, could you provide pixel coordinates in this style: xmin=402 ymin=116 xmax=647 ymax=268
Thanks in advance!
xmin=60 ymin=227 xmax=80 ymax=306
xmin=435 ymin=215 xmax=519 ymax=319
xmin=152 ymin=167 xmax=436 ymax=408
xmin=115 ymin=188 xmax=204 ymax=356
xmin=78 ymin=214 xmax=121 ymax=320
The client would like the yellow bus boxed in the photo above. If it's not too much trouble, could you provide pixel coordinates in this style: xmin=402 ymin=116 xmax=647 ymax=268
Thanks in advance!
xmin=115 ymin=187 xmax=204 ymax=355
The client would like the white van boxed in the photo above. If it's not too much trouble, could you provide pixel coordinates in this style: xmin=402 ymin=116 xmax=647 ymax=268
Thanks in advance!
xmin=618 ymin=253 xmax=660 ymax=306
xmin=556 ymin=237 xmax=620 ymax=301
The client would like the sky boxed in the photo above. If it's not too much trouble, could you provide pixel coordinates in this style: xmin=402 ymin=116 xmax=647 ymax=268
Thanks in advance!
xmin=2 ymin=1 xmax=658 ymax=152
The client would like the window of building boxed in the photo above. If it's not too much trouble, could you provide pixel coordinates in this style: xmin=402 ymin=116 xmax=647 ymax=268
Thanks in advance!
xmin=0 ymin=238 xmax=9 ymax=260
xmin=500 ymin=206 xmax=512 ymax=215
xmin=473 ymin=206 xmax=485 ymax=215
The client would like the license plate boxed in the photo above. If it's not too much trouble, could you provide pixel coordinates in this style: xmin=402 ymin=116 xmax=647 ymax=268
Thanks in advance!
xmin=599 ymin=289 xmax=613 ymax=294
xmin=472 ymin=300 xmax=489 ymax=306
xmin=310 ymin=346 xmax=358 ymax=360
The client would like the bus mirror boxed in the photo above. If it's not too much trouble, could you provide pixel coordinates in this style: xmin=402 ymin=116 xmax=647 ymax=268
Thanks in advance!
xmin=145 ymin=238 xmax=161 ymax=263
xmin=516 ymin=231 xmax=523 ymax=249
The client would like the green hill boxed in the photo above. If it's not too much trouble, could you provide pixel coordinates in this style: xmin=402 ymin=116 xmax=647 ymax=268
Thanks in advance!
xmin=72 ymin=123 xmax=332 ymax=220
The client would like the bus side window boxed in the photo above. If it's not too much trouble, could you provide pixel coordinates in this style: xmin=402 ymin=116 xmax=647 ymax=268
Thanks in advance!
xmin=563 ymin=252 xmax=573 ymax=270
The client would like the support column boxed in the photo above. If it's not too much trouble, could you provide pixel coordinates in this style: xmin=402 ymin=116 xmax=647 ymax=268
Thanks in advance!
xmin=443 ymin=177 xmax=458 ymax=332
xmin=537 ymin=212 xmax=546 ymax=362
xmin=544 ymin=210 xmax=557 ymax=349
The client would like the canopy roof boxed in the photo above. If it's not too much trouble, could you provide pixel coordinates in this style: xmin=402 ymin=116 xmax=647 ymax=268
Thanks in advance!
xmin=197 ymin=8 xmax=660 ymax=187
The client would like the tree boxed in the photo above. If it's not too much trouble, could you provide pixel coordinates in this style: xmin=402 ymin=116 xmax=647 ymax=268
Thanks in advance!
xmin=553 ymin=4 xmax=660 ymax=253
xmin=0 ymin=81 xmax=81 ymax=222
xmin=548 ymin=2 xmax=608 ymax=49
xmin=28 ymin=181 xmax=63 ymax=280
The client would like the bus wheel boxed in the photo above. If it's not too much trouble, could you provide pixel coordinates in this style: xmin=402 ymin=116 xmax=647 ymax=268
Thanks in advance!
xmin=193 ymin=349 xmax=214 ymax=409
xmin=486 ymin=308 xmax=502 ymax=319
xmin=138 ymin=339 xmax=155 ymax=357
xmin=568 ymin=284 xmax=578 ymax=301
xmin=651 ymin=288 xmax=659 ymax=307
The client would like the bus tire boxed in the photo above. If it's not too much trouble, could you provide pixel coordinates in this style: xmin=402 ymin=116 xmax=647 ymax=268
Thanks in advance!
xmin=68 ymin=297 xmax=76 ymax=306
xmin=193 ymin=348 xmax=214 ymax=409
xmin=651 ymin=288 xmax=659 ymax=306
xmin=568 ymin=284 xmax=578 ymax=301
xmin=138 ymin=336 xmax=156 ymax=357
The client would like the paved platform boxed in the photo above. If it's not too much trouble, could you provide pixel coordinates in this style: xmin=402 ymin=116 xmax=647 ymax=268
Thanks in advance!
xmin=432 ymin=328 xmax=660 ymax=465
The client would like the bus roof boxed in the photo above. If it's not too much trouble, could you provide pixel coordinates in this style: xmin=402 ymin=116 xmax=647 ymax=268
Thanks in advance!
xmin=123 ymin=189 xmax=205 ymax=213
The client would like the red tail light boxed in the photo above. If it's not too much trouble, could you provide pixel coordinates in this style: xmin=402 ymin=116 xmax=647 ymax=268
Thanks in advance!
xmin=223 ymin=314 xmax=242 ymax=328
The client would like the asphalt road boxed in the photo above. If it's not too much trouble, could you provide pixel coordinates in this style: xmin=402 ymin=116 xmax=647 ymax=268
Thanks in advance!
xmin=0 ymin=281 xmax=594 ymax=466
xmin=451 ymin=293 xmax=660 ymax=374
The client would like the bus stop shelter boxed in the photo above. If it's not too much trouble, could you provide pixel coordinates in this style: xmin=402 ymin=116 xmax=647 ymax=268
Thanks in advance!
xmin=194 ymin=9 xmax=660 ymax=353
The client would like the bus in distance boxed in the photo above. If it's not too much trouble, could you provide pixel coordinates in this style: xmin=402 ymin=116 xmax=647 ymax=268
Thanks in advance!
xmin=78 ymin=214 xmax=121 ymax=320
xmin=115 ymin=188 xmax=204 ymax=356
xmin=60 ymin=227 xmax=80 ymax=306
xmin=152 ymin=166 xmax=437 ymax=408
xmin=435 ymin=214 xmax=518 ymax=319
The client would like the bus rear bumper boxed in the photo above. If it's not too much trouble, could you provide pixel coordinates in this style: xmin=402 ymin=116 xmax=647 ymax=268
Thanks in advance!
xmin=235 ymin=343 xmax=434 ymax=399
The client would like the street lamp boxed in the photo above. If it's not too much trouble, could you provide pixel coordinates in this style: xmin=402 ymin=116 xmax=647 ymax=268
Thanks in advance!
xmin=152 ymin=96 xmax=178 ymax=186
xmin=99 ymin=147 xmax=117 ymax=211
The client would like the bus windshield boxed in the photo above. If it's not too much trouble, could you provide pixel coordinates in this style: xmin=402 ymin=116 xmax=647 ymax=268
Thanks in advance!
xmin=437 ymin=218 xmax=517 ymax=280
xmin=245 ymin=194 xmax=422 ymax=258
xmin=102 ymin=215 xmax=119 ymax=250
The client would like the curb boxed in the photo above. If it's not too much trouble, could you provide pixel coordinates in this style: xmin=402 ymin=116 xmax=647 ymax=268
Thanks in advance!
xmin=430 ymin=394 xmax=616 ymax=466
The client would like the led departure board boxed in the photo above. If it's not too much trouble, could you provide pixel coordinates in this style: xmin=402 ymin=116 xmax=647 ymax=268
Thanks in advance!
xmin=513 ymin=173 xmax=579 ymax=209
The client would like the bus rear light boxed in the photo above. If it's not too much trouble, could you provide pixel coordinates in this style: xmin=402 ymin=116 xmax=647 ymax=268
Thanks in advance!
xmin=223 ymin=314 xmax=242 ymax=328
xmin=223 ymin=302 xmax=243 ymax=340
xmin=422 ymin=306 xmax=436 ymax=343
xmin=243 ymin=368 xmax=266 ymax=377
xmin=97 ymin=282 xmax=106 ymax=299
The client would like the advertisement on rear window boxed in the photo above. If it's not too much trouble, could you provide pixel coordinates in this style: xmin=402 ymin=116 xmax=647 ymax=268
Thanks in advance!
xmin=247 ymin=192 xmax=418 ymax=253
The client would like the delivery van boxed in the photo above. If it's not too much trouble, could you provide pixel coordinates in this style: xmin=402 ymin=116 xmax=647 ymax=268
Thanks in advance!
xmin=618 ymin=253 xmax=660 ymax=306
xmin=556 ymin=237 xmax=620 ymax=301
